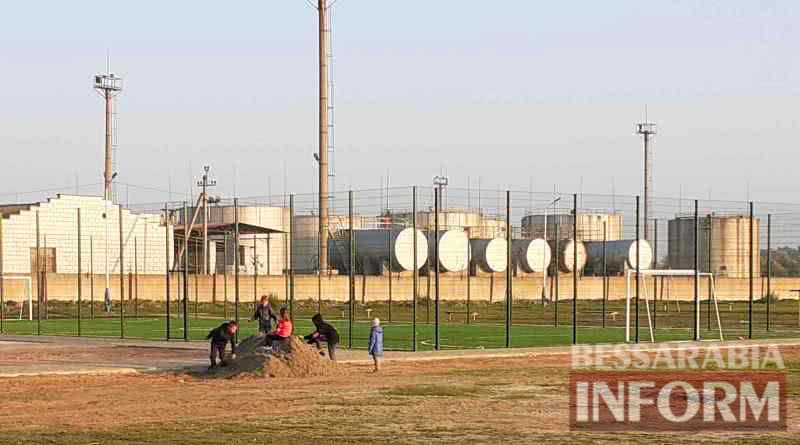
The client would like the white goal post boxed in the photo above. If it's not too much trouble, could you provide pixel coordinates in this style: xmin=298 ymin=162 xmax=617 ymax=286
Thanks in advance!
xmin=625 ymin=269 xmax=722 ymax=343
xmin=1 ymin=275 xmax=33 ymax=321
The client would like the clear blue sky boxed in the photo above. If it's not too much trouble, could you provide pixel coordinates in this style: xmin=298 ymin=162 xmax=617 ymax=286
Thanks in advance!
xmin=0 ymin=0 xmax=797 ymax=205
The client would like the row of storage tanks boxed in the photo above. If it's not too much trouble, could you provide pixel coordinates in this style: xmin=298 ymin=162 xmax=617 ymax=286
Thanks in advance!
xmin=188 ymin=206 xmax=757 ymax=279
xmin=323 ymin=211 xmax=653 ymax=276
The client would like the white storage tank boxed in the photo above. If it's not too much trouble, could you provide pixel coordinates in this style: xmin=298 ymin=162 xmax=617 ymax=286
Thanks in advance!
xmin=428 ymin=229 xmax=470 ymax=272
xmin=548 ymin=239 xmax=588 ymax=273
xmin=583 ymin=239 xmax=653 ymax=275
xmin=328 ymin=227 xmax=428 ymax=274
xmin=470 ymin=238 xmax=508 ymax=273
xmin=512 ymin=239 xmax=551 ymax=273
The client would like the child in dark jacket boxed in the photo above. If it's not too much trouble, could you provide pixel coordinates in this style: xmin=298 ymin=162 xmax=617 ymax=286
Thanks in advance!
xmin=304 ymin=313 xmax=340 ymax=361
xmin=251 ymin=295 xmax=278 ymax=334
xmin=206 ymin=321 xmax=239 ymax=368
xmin=368 ymin=318 xmax=384 ymax=372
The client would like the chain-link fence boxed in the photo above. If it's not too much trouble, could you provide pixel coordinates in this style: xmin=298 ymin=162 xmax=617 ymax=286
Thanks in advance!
xmin=1 ymin=188 xmax=799 ymax=349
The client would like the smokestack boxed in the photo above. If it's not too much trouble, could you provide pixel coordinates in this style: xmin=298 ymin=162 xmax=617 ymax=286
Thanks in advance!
xmin=318 ymin=0 xmax=329 ymax=273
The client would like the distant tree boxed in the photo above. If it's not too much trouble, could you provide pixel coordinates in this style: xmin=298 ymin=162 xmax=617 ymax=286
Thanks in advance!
xmin=762 ymin=246 xmax=800 ymax=277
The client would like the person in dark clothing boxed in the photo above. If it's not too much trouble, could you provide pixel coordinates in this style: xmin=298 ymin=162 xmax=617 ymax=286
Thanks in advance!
xmin=304 ymin=313 xmax=339 ymax=361
xmin=206 ymin=320 xmax=239 ymax=368
xmin=251 ymin=295 xmax=278 ymax=334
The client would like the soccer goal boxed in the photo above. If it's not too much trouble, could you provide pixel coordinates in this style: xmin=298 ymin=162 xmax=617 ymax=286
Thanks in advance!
xmin=625 ymin=269 xmax=722 ymax=343
xmin=2 ymin=276 xmax=33 ymax=321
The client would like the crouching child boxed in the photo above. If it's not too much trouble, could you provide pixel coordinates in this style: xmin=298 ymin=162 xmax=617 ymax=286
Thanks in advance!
xmin=368 ymin=318 xmax=384 ymax=372
xmin=304 ymin=313 xmax=340 ymax=361
xmin=206 ymin=320 xmax=239 ymax=369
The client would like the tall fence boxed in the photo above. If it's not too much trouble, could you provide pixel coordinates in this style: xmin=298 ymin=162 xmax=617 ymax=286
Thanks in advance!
xmin=1 ymin=188 xmax=799 ymax=350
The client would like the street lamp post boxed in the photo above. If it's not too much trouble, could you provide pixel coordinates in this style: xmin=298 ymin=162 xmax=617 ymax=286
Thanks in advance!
xmin=103 ymin=172 xmax=118 ymax=312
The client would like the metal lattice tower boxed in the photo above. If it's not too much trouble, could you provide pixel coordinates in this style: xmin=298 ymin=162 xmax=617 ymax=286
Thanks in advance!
xmin=636 ymin=121 xmax=657 ymax=241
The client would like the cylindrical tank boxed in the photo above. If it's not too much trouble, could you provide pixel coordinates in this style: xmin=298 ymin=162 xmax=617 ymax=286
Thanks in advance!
xmin=512 ymin=239 xmax=551 ymax=273
xmin=428 ymin=230 xmax=470 ymax=272
xmin=548 ymin=239 xmax=587 ymax=273
xmin=584 ymin=239 xmax=652 ymax=275
xmin=522 ymin=213 xmax=623 ymax=241
xmin=470 ymin=238 xmax=508 ymax=273
xmin=668 ymin=215 xmax=760 ymax=278
xmin=328 ymin=227 xmax=428 ymax=274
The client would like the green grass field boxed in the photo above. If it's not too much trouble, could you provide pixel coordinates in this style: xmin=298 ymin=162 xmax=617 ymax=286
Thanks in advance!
xmin=2 ymin=298 xmax=799 ymax=350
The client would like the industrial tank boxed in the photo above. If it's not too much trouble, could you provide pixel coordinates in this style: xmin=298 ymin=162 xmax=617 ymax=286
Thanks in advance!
xmin=583 ymin=239 xmax=653 ymax=275
xmin=668 ymin=215 xmax=760 ymax=278
xmin=328 ymin=227 xmax=428 ymax=274
xmin=548 ymin=239 xmax=587 ymax=273
xmin=470 ymin=238 xmax=508 ymax=273
xmin=522 ymin=213 xmax=623 ymax=241
xmin=428 ymin=229 xmax=470 ymax=272
xmin=512 ymin=239 xmax=551 ymax=273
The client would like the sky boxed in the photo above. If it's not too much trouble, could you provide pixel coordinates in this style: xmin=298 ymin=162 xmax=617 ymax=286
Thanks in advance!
xmin=0 ymin=0 xmax=798 ymax=207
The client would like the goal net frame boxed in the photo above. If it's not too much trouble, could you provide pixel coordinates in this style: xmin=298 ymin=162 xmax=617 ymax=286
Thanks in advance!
xmin=625 ymin=269 xmax=722 ymax=343
xmin=2 ymin=275 xmax=33 ymax=321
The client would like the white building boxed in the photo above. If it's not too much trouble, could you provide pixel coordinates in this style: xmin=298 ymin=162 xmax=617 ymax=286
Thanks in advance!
xmin=0 ymin=195 xmax=172 ymax=275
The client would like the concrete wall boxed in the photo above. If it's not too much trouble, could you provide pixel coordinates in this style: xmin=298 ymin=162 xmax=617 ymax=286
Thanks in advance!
xmin=4 ymin=273 xmax=798 ymax=303
xmin=0 ymin=195 xmax=171 ymax=275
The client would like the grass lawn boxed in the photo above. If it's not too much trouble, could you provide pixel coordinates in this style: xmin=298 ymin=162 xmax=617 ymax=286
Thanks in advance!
xmin=2 ymin=298 xmax=799 ymax=349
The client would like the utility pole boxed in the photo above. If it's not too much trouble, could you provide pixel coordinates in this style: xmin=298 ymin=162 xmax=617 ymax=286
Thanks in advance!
xmin=196 ymin=166 xmax=216 ymax=274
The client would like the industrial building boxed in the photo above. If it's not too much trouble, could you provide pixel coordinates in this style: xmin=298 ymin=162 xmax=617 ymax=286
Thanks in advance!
xmin=668 ymin=214 xmax=760 ymax=278
xmin=0 ymin=195 xmax=170 ymax=275
xmin=178 ymin=204 xmax=290 ymax=275
xmin=521 ymin=213 xmax=623 ymax=241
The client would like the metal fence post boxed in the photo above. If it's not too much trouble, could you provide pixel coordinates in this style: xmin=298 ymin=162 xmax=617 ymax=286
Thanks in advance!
xmin=0 ymin=216 xmax=3 ymax=334
xmin=635 ymin=196 xmax=640 ymax=343
xmin=165 ymin=203 xmax=171 ymax=341
xmin=289 ymin=195 xmax=295 ymax=319
xmin=602 ymin=221 xmax=607 ymax=328
xmin=554 ymin=218 xmax=560 ymax=328
xmin=183 ymin=202 xmax=189 ymax=341
xmin=466 ymin=240 xmax=471 ymax=325
xmin=234 ymin=198 xmax=240 ymax=342
xmin=77 ymin=208 xmax=82 ymax=336
xmin=348 ymin=190 xmax=354 ymax=349
xmin=36 ymin=210 xmax=41 ymax=336
xmin=572 ymin=193 xmax=578 ymax=345
xmin=224 ymin=231 xmax=228 ymax=319
xmin=748 ymin=201 xmax=754 ymax=339
xmin=434 ymin=187 xmax=441 ymax=351
xmin=506 ymin=190 xmax=512 ymax=348
xmin=693 ymin=200 xmax=700 ymax=341
xmin=134 ymin=237 xmax=139 ymax=318
xmin=767 ymin=213 xmax=771 ymax=332
xmin=707 ymin=214 xmax=712 ymax=331
xmin=653 ymin=218 xmax=658 ymax=331
xmin=387 ymin=226 xmax=392 ymax=323
xmin=90 ymin=236 xmax=94 ymax=320
xmin=412 ymin=186 xmax=417 ymax=351
xmin=118 ymin=204 xmax=125 ymax=339
xmin=253 ymin=235 xmax=258 ymax=311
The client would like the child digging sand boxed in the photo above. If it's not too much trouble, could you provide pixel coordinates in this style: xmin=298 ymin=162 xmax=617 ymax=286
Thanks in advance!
xmin=368 ymin=318 xmax=384 ymax=372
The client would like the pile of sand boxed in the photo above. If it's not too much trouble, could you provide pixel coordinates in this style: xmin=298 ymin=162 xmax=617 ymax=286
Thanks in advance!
xmin=208 ymin=334 xmax=341 ymax=379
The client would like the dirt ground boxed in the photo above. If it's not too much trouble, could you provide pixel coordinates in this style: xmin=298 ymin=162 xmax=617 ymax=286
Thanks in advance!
xmin=1 ymin=341 xmax=799 ymax=444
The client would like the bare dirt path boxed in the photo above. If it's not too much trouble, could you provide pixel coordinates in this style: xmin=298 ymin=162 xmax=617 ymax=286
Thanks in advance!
xmin=0 ymin=339 xmax=798 ymax=444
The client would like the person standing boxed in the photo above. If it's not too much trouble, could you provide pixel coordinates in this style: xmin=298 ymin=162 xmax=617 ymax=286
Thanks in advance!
xmin=252 ymin=295 xmax=278 ymax=334
xmin=206 ymin=320 xmax=239 ymax=369
xmin=368 ymin=318 xmax=384 ymax=373
xmin=304 ymin=313 xmax=340 ymax=361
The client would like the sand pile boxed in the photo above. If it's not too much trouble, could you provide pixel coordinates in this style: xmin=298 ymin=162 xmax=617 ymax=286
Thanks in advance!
xmin=209 ymin=334 xmax=341 ymax=379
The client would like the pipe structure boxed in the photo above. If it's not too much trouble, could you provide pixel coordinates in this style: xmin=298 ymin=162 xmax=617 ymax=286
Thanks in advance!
xmin=317 ymin=0 xmax=329 ymax=274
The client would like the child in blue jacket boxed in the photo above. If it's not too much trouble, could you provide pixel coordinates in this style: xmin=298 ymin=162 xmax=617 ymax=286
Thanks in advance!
xmin=368 ymin=318 xmax=384 ymax=372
